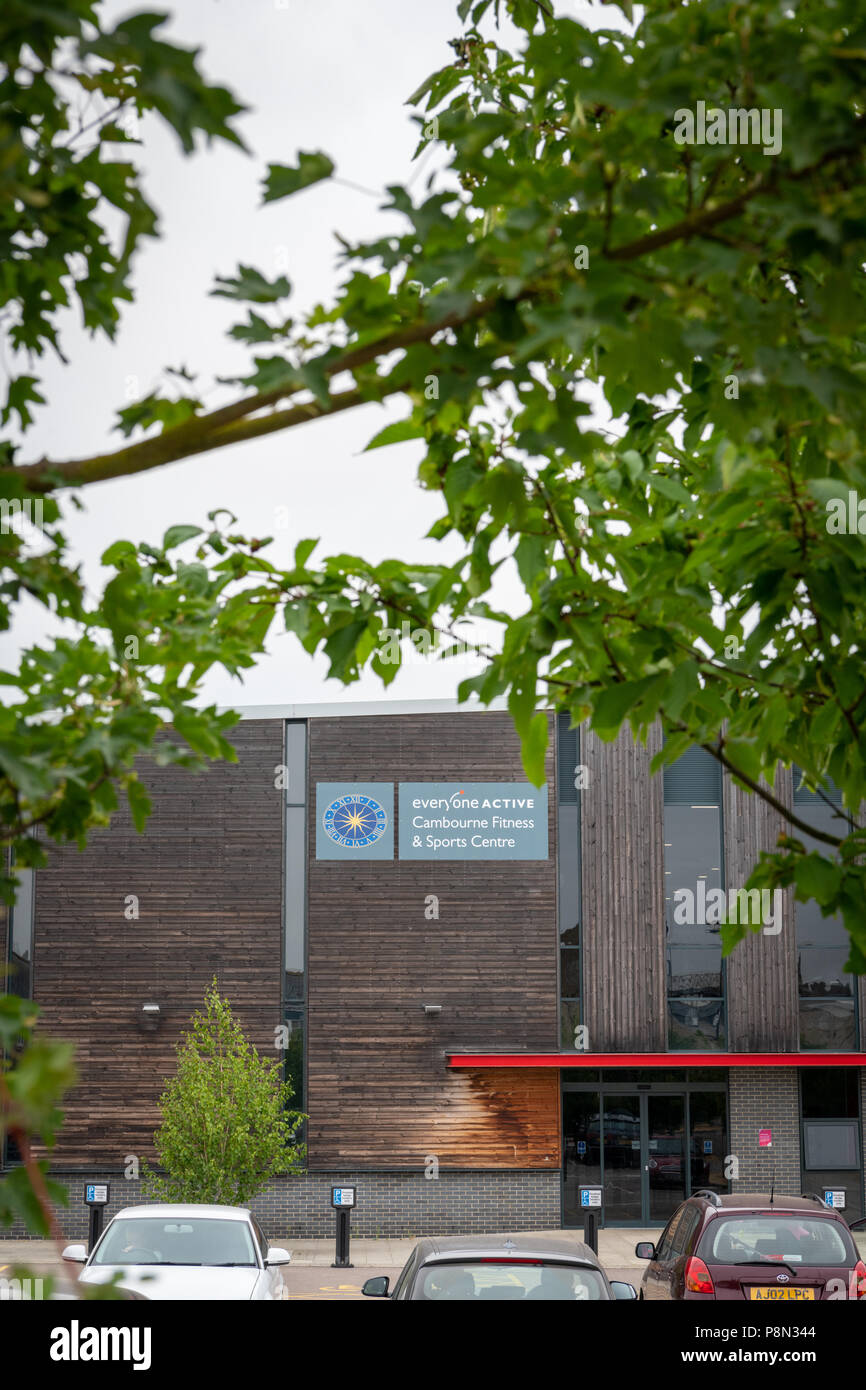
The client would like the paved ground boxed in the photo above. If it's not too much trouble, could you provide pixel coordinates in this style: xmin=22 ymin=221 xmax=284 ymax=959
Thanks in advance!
xmin=0 ymin=1227 xmax=662 ymax=1300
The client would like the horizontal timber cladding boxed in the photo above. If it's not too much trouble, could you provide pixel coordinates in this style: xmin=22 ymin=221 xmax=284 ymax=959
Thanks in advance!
xmin=30 ymin=719 xmax=284 ymax=1167
xmin=580 ymin=723 xmax=666 ymax=1052
xmin=306 ymin=711 xmax=560 ymax=1169
xmin=724 ymin=766 xmax=798 ymax=1051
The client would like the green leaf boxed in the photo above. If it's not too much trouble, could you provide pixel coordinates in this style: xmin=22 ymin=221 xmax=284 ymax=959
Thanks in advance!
xmin=262 ymin=152 xmax=335 ymax=203
xmin=2 ymin=377 xmax=46 ymax=431
xmin=519 ymin=710 xmax=549 ymax=786
xmin=163 ymin=524 xmax=203 ymax=550
xmin=125 ymin=776 xmax=152 ymax=833
xmin=211 ymin=266 xmax=292 ymax=303
xmin=364 ymin=418 xmax=424 ymax=451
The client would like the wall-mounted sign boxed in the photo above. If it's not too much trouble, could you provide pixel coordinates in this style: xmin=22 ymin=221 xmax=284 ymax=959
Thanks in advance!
xmin=758 ymin=1128 xmax=772 ymax=1148
xmin=398 ymin=783 xmax=548 ymax=860
xmin=316 ymin=783 xmax=394 ymax=860
xmin=703 ymin=1140 xmax=713 ymax=1155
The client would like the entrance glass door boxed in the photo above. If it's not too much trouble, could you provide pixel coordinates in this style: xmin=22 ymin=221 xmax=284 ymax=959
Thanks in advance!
xmin=647 ymin=1094 xmax=686 ymax=1222
xmin=562 ymin=1077 xmax=724 ymax=1227
xmin=602 ymin=1094 xmax=643 ymax=1222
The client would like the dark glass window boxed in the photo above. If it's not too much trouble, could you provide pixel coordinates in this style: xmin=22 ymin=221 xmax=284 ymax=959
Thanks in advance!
xmin=802 ymin=1069 xmax=859 ymax=1119
xmin=562 ymin=1090 xmax=601 ymax=1227
xmin=558 ymin=715 xmax=581 ymax=1048
xmin=283 ymin=1007 xmax=305 ymax=1112
xmin=664 ymin=748 xmax=725 ymax=1051
xmin=800 ymin=1069 xmax=862 ymax=1222
xmin=560 ymin=948 xmax=581 ymax=998
xmin=689 ymin=1091 xmax=728 ymax=1194
xmin=792 ymin=777 xmax=858 ymax=1051
xmin=6 ymin=858 xmax=34 ymax=1000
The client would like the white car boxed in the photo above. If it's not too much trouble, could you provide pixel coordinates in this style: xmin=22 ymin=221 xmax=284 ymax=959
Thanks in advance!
xmin=62 ymin=1203 xmax=291 ymax=1300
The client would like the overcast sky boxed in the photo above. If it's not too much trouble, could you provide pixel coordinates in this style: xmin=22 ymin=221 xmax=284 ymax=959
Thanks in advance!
xmin=5 ymin=0 xmax=617 ymax=713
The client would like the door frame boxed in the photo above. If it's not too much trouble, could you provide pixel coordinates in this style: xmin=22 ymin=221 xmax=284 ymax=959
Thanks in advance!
xmin=561 ymin=1073 xmax=729 ymax=1228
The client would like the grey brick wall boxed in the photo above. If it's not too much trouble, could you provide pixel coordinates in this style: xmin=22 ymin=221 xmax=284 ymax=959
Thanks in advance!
xmin=3 ymin=1169 xmax=561 ymax=1241
xmin=728 ymin=1067 xmax=801 ymax=1196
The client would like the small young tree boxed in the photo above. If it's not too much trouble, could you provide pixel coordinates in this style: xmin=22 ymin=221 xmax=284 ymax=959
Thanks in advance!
xmin=143 ymin=981 xmax=305 ymax=1206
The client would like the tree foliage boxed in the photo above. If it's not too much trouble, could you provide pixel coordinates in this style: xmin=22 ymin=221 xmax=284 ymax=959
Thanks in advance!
xmin=14 ymin=0 xmax=860 ymax=966
xmin=143 ymin=981 xmax=305 ymax=1207
xmin=3 ymin=0 xmax=866 ymax=1239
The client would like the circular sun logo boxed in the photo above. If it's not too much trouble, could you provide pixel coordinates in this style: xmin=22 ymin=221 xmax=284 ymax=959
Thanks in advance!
xmin=322 ymin=794 xmax=388 ymax=848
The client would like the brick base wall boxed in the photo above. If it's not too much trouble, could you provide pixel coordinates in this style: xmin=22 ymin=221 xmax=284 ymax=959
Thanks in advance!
xmin=728 ymin=1067 xmax=801 ymax=1195
xmin=3 ymin=1169 xmax=562 ymax=1241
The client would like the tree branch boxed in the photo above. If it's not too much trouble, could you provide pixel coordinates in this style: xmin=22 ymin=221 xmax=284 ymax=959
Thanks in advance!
xmin=10 ymin=128 xmax=864 ymax=494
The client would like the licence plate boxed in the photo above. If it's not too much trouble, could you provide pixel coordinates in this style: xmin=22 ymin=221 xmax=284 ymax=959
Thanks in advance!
xmin=748 ymin=1287 xmax=815 ymax=1300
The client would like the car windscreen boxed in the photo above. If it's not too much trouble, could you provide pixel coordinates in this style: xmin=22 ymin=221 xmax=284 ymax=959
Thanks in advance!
xmin=412 ymin=1261 xmax=608 ymax=1300
xmin=700 ymin=1215 xmax=852 ymax=1268
xmin=91 ymin=1217 xmax=257 ymax=1267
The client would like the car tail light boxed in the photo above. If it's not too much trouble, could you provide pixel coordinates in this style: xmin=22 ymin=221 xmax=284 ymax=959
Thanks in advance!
xmin=684 ymin=1257 xmax=715 ymax=1295
xmin=853 ymin=1261 xmax=866 ymax=1300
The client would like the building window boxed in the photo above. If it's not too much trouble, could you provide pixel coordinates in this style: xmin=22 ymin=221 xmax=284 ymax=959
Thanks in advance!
xmin=664 ymin=747 xmax=726 ymax=1051
xmin=800 ymin=1068 xmax=862 ymax=1222
xmin=557 ymin=714 xmax=581 ymax=1049
xmin=793 ymin=773 xmax=858 ymax=1051
xmin=3 ymin=850 xmax=35 ymax=1167
xmin=284 ymin=721 xmax=307 ymax=1108
xmin=5 ymin=851 xmax=35 ymax=1001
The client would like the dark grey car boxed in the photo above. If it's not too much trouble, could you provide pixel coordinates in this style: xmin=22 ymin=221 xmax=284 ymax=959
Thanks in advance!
xmin=362 ymin=1233 xmax=636 ymax=1302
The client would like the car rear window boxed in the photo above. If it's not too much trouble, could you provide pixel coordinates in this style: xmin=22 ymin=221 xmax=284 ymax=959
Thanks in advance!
xmin=700 ymin=1215 xmax=852 ymax=1268
xmin=413 ymin=1261 xmax=608 ymax=1301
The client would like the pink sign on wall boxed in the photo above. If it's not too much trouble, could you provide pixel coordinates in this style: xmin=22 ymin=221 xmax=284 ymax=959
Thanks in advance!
xmin=759 ymin=1128 xmax=772 ymax=1148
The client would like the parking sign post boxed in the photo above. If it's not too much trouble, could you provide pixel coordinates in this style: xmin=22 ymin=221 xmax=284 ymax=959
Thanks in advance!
xmin=84 ymin=1182 xmax=110 ymax=1253
xmin=579 ymin=1185 xmax=603 ymax=1255
xmin=331 ymin=1185 xmax=356 ymax=1268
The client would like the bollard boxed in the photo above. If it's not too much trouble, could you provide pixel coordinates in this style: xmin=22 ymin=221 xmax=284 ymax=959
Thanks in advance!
xmin=331 ymin=1185 xmax=356 ymax=1268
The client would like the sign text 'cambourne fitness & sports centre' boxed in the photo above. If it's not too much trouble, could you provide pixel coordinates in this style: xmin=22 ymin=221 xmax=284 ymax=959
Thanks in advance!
xmin=399 ymin=782 xmax=548 ymax=860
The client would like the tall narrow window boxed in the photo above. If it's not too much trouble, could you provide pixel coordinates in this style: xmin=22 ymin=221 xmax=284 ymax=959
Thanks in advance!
xmin=793 ymin=772 xmax=858 ymax=1050
xmin=664 ymin=747 xmax=726 ymax=1051
xmin=3 ymin=850 xmax=35 ymax=1167
xmin=557 ymin=714 xmax=581 ymax=1048
xmin=5 ymin=851 xmax=35 ymax=1000
xmin=284 ymin=720 xmax=307 ymax=1108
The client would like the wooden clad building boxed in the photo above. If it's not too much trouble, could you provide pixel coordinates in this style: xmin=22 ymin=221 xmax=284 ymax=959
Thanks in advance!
xmin=3 ymin=700 xmax=865 ymax=1236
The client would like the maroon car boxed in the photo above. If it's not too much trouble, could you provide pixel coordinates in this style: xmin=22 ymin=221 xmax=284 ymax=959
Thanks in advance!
xmin=636 ymin=1191 xmax=866 ymax=1301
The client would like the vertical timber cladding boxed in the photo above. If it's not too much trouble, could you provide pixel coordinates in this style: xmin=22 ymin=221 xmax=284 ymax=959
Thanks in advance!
xmin=724 ymin=765 xmax=798 ymax=1050
xmin=307 ymin=711 xmax=560 ymax=1169
xmin=31 ymin=719 xmax=284 ymax=1166
xmin=581 ymin=723 xmax=666 ymax=1050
